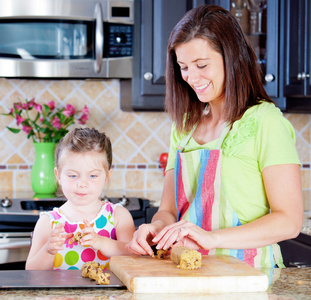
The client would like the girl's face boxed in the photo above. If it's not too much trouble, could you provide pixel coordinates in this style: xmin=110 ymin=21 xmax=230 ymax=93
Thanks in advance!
xmin=175 ymin=38 xmax=225 ymax=105
xmin=55 ymin=151 xmax=111 ymax=206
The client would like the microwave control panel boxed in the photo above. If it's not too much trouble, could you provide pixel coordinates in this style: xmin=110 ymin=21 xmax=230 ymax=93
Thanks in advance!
xmin=106 ymin=24 xmax=133 ymax=57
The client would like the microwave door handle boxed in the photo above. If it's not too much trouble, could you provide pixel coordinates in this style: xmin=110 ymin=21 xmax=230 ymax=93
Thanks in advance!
xmin=94 ymin=3 xmax=103 ymax=73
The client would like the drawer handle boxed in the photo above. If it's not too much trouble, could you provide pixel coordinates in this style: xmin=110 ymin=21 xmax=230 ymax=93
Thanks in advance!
xmin=0 ymin=241 xmax=30 ymax=250
xmin=289 ymin=261 xmax=311 ymax=268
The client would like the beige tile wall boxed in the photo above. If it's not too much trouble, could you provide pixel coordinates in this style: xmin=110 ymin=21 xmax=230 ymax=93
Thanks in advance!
xmin=0 ymin=78 xmax=310 ymax=209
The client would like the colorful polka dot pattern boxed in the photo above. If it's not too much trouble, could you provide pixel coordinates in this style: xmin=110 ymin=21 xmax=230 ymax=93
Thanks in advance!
xmin=41 ymin=201 xmax=121 ymax=270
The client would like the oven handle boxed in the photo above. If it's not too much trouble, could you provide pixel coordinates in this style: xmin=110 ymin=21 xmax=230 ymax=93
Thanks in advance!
xmin=0 ymin=240 xmax=31 ymax=250
xmin=94 ymin=2 xmax=103 ymax=73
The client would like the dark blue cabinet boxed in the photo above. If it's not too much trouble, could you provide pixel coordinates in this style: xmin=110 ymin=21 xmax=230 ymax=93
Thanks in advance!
xmin=282 ymin=0 xmax=311 ymax=112
xmin=230 ymin=0 xmax=283 ymax=108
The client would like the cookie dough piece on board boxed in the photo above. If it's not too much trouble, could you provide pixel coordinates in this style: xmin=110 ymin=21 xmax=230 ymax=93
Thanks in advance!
xmin=170 ymin=246 xmax=202 ymax=270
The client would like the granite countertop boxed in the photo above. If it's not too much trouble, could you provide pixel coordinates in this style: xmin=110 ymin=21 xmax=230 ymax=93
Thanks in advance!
xmin=0 ymin=267 xmax=310 ymax=300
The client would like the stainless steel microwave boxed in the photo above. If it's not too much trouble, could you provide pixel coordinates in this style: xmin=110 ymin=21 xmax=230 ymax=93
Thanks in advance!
xmin=0 ymin=0 xmax=134 ymax=79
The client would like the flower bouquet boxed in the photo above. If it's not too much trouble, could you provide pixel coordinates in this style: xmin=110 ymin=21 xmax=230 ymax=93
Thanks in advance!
xmin=2 ymin=98 xmax=89 ymax=195
xmin=3 ymin=97 xmax=89 ymax=143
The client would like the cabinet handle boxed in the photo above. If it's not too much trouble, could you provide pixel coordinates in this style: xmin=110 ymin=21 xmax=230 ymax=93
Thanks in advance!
xmin=265 ymin=73 xmax=275 ymax=82
xmin=297 ymin=72 xmax=310 ymax=80
xmin=144 ymin=72 xmax=153 ymax=81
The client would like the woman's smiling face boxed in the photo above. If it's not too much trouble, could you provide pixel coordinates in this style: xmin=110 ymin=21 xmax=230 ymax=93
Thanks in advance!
xmin=175 ymin=38 xmax=225 ymax=105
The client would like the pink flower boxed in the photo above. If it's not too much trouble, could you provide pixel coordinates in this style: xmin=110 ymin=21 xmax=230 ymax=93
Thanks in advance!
xmin=82 ymin=105 xmax=89 ymax=114
xmin=63 ymin=104 xmax=76 ymax=117
xmin=22 ymin=125 xmax=32 ymax=134
xmin=34 ymin=103 xmax=42 ymax=113
xmin=16 ymin=114 xmax=25 ymax=125
xmin=13 ymin=103 xmax=23 ymax=110
xmin=47 ymin=101 xmax=55 ymax=110
xmin=22 ymin=103 xmax=29 ymax=110
xmin=27 ymin=99 xmax=36 ymax=108
xmin=78 ymin=113 xmax=88 ymax=125
xmin=51 ymin=116 xmax=61 ymax=130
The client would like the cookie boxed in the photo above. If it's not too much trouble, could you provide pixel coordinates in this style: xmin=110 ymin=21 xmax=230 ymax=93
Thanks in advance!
xmin=81 ymin=261 xmax=100 ymax=277
xmin=70 ymin=231 xmax=86 ymax=244
xmin=96 ymin=269 xmax=111 ymax=285
xmin=88 ymin=266 xmax=101 ymax=280
xmin=81 ymin=261 xmax=110 ymax=285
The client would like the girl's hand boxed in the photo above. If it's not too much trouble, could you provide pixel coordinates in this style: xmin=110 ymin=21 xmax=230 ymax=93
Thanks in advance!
xmin=152 ymin=220 xmax=217 ymax=251
xmin=45 ymin=223 xmax=73 ymax=255
xmin=80 ymin=219 xmax=102 ymax=250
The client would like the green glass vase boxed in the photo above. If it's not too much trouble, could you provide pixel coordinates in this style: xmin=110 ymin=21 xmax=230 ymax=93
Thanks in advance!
xmin=31 ymin=142 xmax=58 ymax=195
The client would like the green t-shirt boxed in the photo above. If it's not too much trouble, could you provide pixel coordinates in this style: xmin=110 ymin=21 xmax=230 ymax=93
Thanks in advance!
xmin=166 ymin=102 xmax=300 ymax=225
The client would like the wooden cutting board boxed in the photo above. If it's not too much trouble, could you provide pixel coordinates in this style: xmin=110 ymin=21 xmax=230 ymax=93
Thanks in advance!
xmin=110 ymin=255 xmax=269 ymax=294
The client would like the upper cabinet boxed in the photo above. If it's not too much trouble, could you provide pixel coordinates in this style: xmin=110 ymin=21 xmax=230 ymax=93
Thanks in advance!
xmin=121 ymin=0 xmax=308 ymax=112
xmin=282 ymin=0 xmax=311 ymax=111
xmin=230 ymin=0 xmax=280 ymax=98
xmin=121 ymin=0 xmax=212 ymax=111
xmin=130 ymin=0 xmax=192 ymax=110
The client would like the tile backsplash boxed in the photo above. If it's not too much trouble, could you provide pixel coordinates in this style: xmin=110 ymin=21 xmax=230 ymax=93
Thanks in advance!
xmin=0 ymin=78 xmax=310 ymax=209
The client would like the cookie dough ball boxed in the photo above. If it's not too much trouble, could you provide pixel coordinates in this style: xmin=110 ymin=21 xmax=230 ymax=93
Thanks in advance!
xmin=151 ymin=244 xmax=168 ymax=259
xmin=88 ymin=267 xmax=101 ymax=280
xmin=81 ymin=261 xmax=100 ymax=277
xmin=70 ymin=231 xmax=86 ymax=244
xmin=96 ymin=269 xmax=110 ymax=285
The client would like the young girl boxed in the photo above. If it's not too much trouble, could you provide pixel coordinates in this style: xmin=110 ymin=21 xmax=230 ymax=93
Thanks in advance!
xmin=26 ymin=128 xmax=136 ymax=270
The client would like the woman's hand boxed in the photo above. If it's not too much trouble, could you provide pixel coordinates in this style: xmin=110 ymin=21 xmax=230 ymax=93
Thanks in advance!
xmin=126 ymin=222 xmax=163 ymax=256
xmin=126 ymin=169 xmax=178 ymax=256
xmin=45 ymin=223 xmax=73 ymax=255
xmin=152 ymin=220 xmax=217 ymax=251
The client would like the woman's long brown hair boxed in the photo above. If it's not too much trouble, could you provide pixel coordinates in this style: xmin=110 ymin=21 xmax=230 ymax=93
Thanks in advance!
xmin=165 ymin=5 xmax=274 ymax=134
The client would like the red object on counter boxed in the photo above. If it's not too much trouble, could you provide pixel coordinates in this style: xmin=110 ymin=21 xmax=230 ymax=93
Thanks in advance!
xmin=159 ymin=152 xmax=168 ymax=175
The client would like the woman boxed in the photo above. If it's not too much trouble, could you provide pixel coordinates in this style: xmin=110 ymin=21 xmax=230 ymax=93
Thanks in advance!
xmin=126 ymin=5 xmax=303 ymax=268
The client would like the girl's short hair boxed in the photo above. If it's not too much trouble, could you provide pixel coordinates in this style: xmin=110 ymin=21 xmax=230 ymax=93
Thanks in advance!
xmin=55 ymin=127 xmax=112 ymax=174
xmin=165 ymin=5 xmax=273 ymax=133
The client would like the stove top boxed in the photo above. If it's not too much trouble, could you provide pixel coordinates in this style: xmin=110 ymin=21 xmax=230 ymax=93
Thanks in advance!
xmin=0 ymin=194 xmax=146 ymax=215
xmin=0 ymin=193 xmax=150 ymax=231
xmin=0 ymin=197 xmax=143 ymax=215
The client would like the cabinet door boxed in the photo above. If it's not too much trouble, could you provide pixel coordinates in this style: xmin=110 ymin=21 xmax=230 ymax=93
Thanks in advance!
xmin=306 ymin=1 xmax=311 ymax=96
xmin=131 ymin=0 xmax=191 ymax=111
xmin=283 ymin=0 xmax=306 ymax=97
xmin=264 ymin=0 xmax=280 ymax=98
xmin=230 ymin=0 xmax=280 ymax=98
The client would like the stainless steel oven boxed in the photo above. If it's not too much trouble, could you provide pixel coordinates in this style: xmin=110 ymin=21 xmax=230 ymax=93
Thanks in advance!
xmin=0 ymin=193 xmax=151 ymax=270
xmin=0 ymin=0 xmax=134 ymax=79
